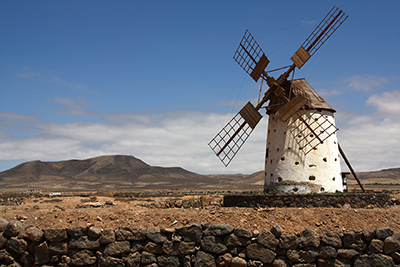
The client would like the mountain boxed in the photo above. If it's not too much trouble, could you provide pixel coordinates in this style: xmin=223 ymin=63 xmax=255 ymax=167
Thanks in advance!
xmin=347 ymin=167 xmax=400 ymax=185
xmin=1 ymin=155 xmax=398 ymax=192
xmin=0 ymin=155 xmax=263 ymax=191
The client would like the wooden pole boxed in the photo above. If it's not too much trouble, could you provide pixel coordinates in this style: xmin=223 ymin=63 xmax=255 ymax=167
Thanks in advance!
xmin=338 ymin=143 xmax=365 ymax=193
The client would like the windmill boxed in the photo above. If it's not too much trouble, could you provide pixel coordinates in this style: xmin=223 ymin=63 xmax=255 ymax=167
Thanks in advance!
xmin=209 ymin=6 xmax=360 ymax=194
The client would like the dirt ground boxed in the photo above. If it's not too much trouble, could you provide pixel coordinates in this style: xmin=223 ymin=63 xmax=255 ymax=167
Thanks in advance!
xmin=1 ymin=194 xmax=400 ymax=236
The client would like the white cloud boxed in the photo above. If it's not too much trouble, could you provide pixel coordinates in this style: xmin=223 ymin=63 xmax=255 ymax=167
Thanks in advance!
xmin=366 ymin=90 xmax=400 ymax=115
xmin=0 ymin=110 xmax=268 ymax=174
xmin=336 ymin=89 xmax=400 ymax=172
xmin=2 ymin=88 xmax=400 ymax=174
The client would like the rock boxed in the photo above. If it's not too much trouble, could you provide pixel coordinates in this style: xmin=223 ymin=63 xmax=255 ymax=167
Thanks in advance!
xmin=100 ymin=229 xmax=116 ymax=244
xmin=163 ymin=241 xmax=195 ymax=255
xmin=317 ymin=258 xmax=335 ymax=267
xmin=87 ymin=227 xmax=102 ymax=238
xmin=126 ymin=252 xmax=141 ymax=267
xmin=231 ymin=256 xmax=247 ymax=267
xmin=158 ymin=255 xmax=180 ymax=267
xmin=70 ymin=249 xmax=97 ymax=266
xmin=362 ymin=227 xmax=376 ymax=242
xmin=69 ymin=236 xmax=100 ymax=249
xmin=334 ymin=257 xmax=352 ymax=267
xmin=246 ymin=243 xmax=276 ymax=264
xmin=224 ymin=233 xmax=251 ymax=247
xmin=145 ymin=242 xmax=164 ymax=254
xmin=234 ymin=228 xmax=253 ymax=239
xmin=391 ymin=251 xmax=400 ymax=263
xmin=376 ymin=226 xmax=394 ymax=240
xmin=204 ymin=223 xmax=234 ymax=236
xmin=174 ymin=200 xmax=183 ymax=208
xmin=337 ymin=248 xmax=360 ymax=259
xmin=116 ymin=227 xmax=146 ymax=241
xmin=298 ymin=249 xmax=318 ymax=263
xmin=257 ymin=228 xmax=279 ymax=251
xmin=343 ymin=203 xmax=351 ymax=208
xmin=272 ymin=255 xmax=291 ymax=267
xmin=319 ymin=246 xmax=337 ymax=258
xmin=299 ymin=227 xmax=320 ymax=248
xmin=354 ymin=253 xmax=394 ymax=267
xmin=271 ymin=224 xmax=283 ymax=238
xmin=0 ymin=217 xmax=8 ymax=232
xmin=248 ymin=260 xmax=264 ymax=267
xmin=34 ymin=241 xmax=50 ymax=265
xmin=6 ymin=237 xmax=28 ymax=254
xmin=279 ymin=232 xmax=299 ymax=250
xmin=367 ymin=239 xmax=384 ymax=254
xmin=384 ymin=236 xmax=400 ymax=254
xmin=4 ymin=220 xmax=24 ymax=237
xmin=44 ymin=228 xmax=68 ymax=242
xmin=216 ymin=253 xmax=233 ymax=267
xmin=176 ymin=223 xmax=203 ymax=243
xmin=67 ymin=226 xmax=87 ymax=237
xmin=131 ymin=240 xmax=145 ymax=253
xmin=147 ymin=227 xmax=168 ymax=243
xmin=22 ymin=227 xmax=44 ymax=242
xmin=0 ymin=248 xmax=14 ymax=264
xmin=21 ymin=251 xmax=34 ymax=267
xmin=343 ymin=231 xmax=366 ymax=251
xmin=104 ymin=241 xmax=131 ymax=256
xmin=141 ymin=251 xmax=157 ymax=265
xmin=0 ymin=234 xmax=7 ymax=249
xmin=195 ymin=251 xmax=216 ymax=267
xmin=321 ymin=230 xmax=342 ymax=248
xmin=286 ymin=249 xmax=300 ymax=263
xmin=49 ymin=241 xmax=68 ymax=254
xmin=98 ymin=254 xmax=125 ymax=267
xmin=201 ymin=235 xmax=228 ymax=254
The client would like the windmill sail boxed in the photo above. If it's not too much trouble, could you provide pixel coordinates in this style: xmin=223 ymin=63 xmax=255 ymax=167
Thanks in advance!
xmin=233 ymin=30 xmax=270 ymax=82
xmin=291 ymin=6 xmax=348 ymax=68
xmin=209 ymin=102 xmax=262 ymax=166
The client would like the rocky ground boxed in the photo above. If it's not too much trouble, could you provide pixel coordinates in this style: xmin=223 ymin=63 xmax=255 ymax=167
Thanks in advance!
xmin=1 ymin=193 xmax=400 ymax=236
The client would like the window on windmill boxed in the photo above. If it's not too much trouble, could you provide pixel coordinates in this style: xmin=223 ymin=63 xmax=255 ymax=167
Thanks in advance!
xmin=309 ymin=175 xmax=316 ymax=181
xmin=320 ymin=187 xmax=325 ymax=192
xmin=323 ymin=158 xmax=327 ymax=162
xmin=295 ymin=161 xmax=299 ymax=166
xmin=278 ymin=177 xmax=283 ymax=182
xmin=280 ymin=157 xmax=285 ymax=161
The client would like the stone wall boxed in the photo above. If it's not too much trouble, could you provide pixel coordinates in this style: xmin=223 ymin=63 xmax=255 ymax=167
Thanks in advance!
xmin=223 ymin=193 xmax=394 ymax=208
xmin=1 ymin=217 xmax=400 ymax=267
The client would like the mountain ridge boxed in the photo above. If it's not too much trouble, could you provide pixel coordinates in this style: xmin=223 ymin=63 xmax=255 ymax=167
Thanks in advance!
xmin=0 ymin=155 xmax=262 ymax=191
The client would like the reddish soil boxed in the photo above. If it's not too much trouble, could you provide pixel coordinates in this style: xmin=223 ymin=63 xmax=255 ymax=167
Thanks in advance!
xmin=1 ymin=194 xmax=400 ymax=236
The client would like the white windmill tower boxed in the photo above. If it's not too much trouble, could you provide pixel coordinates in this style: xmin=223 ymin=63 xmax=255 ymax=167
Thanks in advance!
xmin=209 ymin=6 xmax=360 ymax=194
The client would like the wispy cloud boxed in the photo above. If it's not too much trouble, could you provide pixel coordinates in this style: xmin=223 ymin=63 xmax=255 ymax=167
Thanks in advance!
xmin=346 ymin=75 xmax=389 ymax=91
xmin=14 ymin=65 xmax=63 ymax=84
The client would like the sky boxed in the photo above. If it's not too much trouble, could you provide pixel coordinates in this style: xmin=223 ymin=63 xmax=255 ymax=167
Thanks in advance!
xmin=1 ymin=1 xmax=400 ymax=175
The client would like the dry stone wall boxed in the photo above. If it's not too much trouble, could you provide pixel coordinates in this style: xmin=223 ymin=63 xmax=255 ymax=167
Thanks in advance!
xmin=223 ymin=193 xmax=394 ymax=208
xmin=1 ymin=217 xmax=400 ymax=266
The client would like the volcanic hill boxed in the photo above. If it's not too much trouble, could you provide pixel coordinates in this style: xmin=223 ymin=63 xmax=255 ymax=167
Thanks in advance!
xmin=0 ymin=155 xmax=263 ymax=191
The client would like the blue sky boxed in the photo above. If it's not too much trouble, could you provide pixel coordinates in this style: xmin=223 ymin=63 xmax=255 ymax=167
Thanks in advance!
xmin=1 ymin=1 xmax=400 ymax=174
